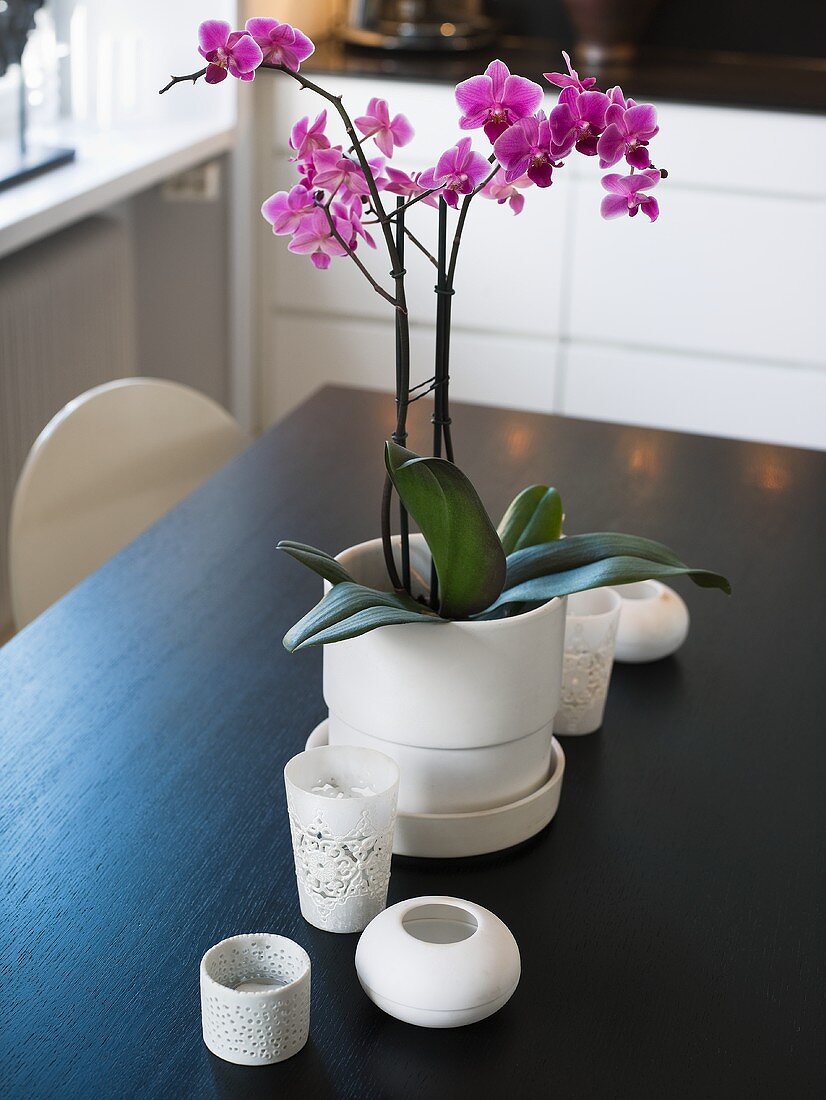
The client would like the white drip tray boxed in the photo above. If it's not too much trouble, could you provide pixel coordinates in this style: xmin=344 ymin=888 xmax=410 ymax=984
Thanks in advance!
xmin=305 ymin=720 xmax=565 ymax=859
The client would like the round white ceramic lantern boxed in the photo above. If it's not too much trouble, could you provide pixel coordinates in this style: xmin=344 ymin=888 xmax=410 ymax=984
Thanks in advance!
xmin=612 ymin=580 xmax=690 ymax=662
xmin=323 ymin=536 xmax=566 ymax=826
xmin=355 ymin=896 xmax=521 ymax=1028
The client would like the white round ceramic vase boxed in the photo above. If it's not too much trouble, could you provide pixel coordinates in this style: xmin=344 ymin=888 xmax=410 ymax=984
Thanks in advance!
xmin=355 ymin=896 xmax=521 ymax=1028
xmin=323 ymin=536 xmax=566 ymax=820
xmin=612 ymin=580 xmax=690 ymax=662
xmin=200 ymin=934 xmax=311 ymax=1065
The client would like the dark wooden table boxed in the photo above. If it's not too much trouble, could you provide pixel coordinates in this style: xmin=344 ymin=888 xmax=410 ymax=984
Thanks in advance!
xmin=2 ymin=387 xmax=824 ymax=1099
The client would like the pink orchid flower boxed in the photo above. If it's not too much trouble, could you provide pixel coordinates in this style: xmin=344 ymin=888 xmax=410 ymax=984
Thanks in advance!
xmin=481 ymin=169 xmax=531 ymax=214
xmin=245 ymin=17 xmax=314 ymax=72
xmin=493 ymin=111 xmax=555 ymax=187
xmin=354 ymin=98 xmax=414 ymax=158
xmin=288 ymin=209 xmax=349 ymax=269
xmin=600 ymin=169 xmax=661 ymax=221
xmin=419 ymin=137 xmax=491 ymax=208
xmin=331 ymin=198 xmax=376 ymax=251
xmin=549 ymin=87 xmax=610 ymax=157
xmin=544 ymin=51 xmax=597 ymax=92
xmin=597 ymin=102 xmax=659 ymax=169
xmin=261 ymin=185 xmax=316 ymax=235
xmin=455 ymin=59 xmax=544 ymax=143
xmin=289 ymin=111 xmax=330 ymax=161
xmin=198 ymin=21 xmax=262 ymax=84
xmin=312 ymin=148 xmax=371 ymax=203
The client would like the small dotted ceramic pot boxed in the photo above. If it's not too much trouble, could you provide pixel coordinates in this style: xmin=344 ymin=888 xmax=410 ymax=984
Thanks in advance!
xmin=200 ymin=933 xmax=311 ymax=1066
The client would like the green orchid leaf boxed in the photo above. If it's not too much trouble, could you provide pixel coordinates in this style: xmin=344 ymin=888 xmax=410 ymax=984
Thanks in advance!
xmin=481 ymin=555 xmax=731 ymax=616
xmin=277 ymin=540 xmax=355 ymax=587
xmin=505 ymin=532 xmax=693 ymax=589
xmin=497 ymin=485 xmax=563 ymax=555
xmin=283 ymin=581 xmax=441 ymax=652
xmin=385 ymin=441 xmax=506 ymax=620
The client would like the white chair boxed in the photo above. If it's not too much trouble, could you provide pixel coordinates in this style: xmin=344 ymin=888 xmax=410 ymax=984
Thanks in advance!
xmin=9 ymin=377 xmax=248 ymax=629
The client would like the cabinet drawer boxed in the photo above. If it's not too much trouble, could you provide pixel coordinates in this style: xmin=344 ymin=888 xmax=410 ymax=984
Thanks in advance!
xmin=560 ymin=342 xmax=826 ymax=449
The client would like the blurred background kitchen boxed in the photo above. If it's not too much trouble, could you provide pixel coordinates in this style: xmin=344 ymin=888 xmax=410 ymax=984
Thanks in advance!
xmin=0 ymin=0 xmax=824 ymax=637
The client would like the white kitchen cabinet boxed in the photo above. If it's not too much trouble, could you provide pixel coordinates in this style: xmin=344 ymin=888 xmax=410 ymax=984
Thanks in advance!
xmin=258 ymin=74 xmax=826 ymax=449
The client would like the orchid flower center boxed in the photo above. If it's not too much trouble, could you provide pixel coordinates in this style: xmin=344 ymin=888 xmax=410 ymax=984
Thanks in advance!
xmin=489 ymin=106 xmax=507 ymax=124
xmin=213 ymin=47 xmax=229 ymax=68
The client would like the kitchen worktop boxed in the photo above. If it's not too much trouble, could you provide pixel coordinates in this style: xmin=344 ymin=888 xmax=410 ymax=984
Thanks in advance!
xmin=306 ymin=35 xmax=826 ymax=115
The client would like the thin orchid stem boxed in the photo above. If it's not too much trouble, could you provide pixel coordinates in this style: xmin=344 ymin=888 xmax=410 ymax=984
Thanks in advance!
xmin=159 ymin=67 xmax=207 ymax=94
xmin=403 ymin=225 xmax=438 ymax=268
xmin=320 ymin=206 xmax=400 ymax=308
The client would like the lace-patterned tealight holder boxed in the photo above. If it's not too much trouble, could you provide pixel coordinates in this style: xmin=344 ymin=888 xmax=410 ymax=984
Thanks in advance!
xmin=200 ymin=934 xmax=311 ymax=1065
xmin=554 ymin=588 xmax=622 ymax=736
xmin=284 ymin=745 xmax=400 ymax=933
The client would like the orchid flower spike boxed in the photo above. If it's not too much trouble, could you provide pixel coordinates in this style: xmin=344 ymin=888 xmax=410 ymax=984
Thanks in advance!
xmin=600 ymin=169 xmax=662 ymax=221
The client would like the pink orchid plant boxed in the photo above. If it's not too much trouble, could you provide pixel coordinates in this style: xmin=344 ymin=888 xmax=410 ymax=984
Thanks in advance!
xmin=163 ymin=23 xmax=729 ymax=646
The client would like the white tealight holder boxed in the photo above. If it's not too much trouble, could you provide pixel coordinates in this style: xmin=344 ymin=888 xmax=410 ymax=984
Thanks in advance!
xmin=554 ymin=587 xmax=622 ymax=736
xmin=612 ymin=580 xmax=690 ymax=663
xmin=355 ymin=896 xmax=521 ymax=1028
xmin=200 ymin=934 xmax=311 ymax=1065
xmin=284 ymin=745 xmax=400 ymax=933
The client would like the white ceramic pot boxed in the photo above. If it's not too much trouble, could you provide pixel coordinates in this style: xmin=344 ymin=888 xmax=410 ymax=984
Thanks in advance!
xmin=612 ymin=580 xmax=690 ymax=663
xmin=324 ymin=536 xmax=566 ymax=816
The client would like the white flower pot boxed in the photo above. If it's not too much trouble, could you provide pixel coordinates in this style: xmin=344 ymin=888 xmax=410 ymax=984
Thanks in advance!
xmin=323 ymin=536 xmax=566 ymax=824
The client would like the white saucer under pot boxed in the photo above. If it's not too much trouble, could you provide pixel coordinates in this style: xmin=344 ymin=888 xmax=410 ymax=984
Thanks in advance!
xmin=305 ymin=720 xmax=565 ymax=859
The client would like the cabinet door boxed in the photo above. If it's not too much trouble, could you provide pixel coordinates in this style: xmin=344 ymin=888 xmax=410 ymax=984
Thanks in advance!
xmin=265 ymin=313 xmax=558 ymax=427
xmin=560 ymin=342 xmax=826 ymax=450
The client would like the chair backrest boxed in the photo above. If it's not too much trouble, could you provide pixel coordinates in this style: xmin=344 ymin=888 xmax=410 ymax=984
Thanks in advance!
xmin=9 ymin=378 xmax=248 ymax=629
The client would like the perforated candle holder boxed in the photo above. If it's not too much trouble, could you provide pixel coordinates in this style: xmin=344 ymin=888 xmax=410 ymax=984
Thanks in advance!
xmin=200 ymin=933 xmax=311 ymax=1066
xmin=284 ymin=745 xmax=400 ymax=934
xmin=554 ymin=587 xmax=622 ymax=736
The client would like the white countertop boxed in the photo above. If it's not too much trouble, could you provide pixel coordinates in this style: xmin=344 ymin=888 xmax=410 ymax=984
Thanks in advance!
xmin=0 ymin=118 xmax=236 ymax=261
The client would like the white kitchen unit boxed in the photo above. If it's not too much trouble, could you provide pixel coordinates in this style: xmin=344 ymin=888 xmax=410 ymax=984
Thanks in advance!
xmin=256 ymin=74 xmax=826 ymax=449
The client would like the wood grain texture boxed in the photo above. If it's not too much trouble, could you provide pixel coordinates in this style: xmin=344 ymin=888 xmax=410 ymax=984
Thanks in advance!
xmin=1 ymin=386 xmax=825 ymax=1099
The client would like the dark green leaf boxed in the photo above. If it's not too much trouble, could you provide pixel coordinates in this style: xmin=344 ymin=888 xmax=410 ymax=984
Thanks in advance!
xmin=505 ymin=532 xmax=691 ymax=589
xmin=283 ymin=581 xmax=440 ymax=652
xmin=497 ymin=485 xmax=563 ymax=555
xmin=385 ymin=441 xmax=506 ymax=619
xmin=277 ymin=540 xmax=355 ymax=587
xmin=481 ymin=555 xmax=731 ymax=616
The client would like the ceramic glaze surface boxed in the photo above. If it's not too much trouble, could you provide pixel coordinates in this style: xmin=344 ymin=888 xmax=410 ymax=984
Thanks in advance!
xmin=355 ymin=896 xmax=521 ymax=1028
xmin=200 ymin=934 xmax=310 ymax=1065
xmin=284 ymin=746 xmax=399 ymax=932
xmin=323 ymin=536 xmax=565 ymax=827
xmin=612 ymin=580 xmax=690 ymax=662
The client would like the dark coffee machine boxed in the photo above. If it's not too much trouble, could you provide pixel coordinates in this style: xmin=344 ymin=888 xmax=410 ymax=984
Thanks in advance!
xmin=341 ymin=0 xmax=494 ymax=51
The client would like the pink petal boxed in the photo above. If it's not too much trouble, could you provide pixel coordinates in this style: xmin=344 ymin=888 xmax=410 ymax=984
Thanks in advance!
xmin=198 ymin=20 xmax=230 ymax=54
xmin=229 ymin=33 xmax=263 ymax=73
xmin=390 ymin=114 xmax=414 ymax=148
xmin=509 ymin=192 xmax=525 ymax=214
xmin=291 ymin=28 xmax=315 ymax=64
xmin=578 ymin=90 xmax=610 ymax=128
xmin=373 ymin=129 xmax=394 ymax=158
xmin=597 ymin=125 xmax=626 ymax=169
xmin=600 ymin=193 xmax=629 ymax=219
xmin=493 ymin=121 xmax=531 ymax=167
xmin=626 ymin=103 xmax=658 ymax=137
xmin=455 ymin=74 xmax=493 ymax=118
xmin=485 ymin=59 xmax=510 ymax=100
xmin=245 ymin=17 xmax=278 ymax=38
xmin=626 ymin=144 xmax=653 ymax=170
xmin=310 ymin=251 xmax=332 ymax=269
xmin=460 ymin=108 xmax=493 ymax=131
xmin=502 ymin=74 xmax=544 ymax=118
xmin=641 ymin=195 xmax=659 ymax=222
xmin=600 ymin=173 xmax=627 ymax=193
xmin=204 ymin=63 xmax=228 ymax=84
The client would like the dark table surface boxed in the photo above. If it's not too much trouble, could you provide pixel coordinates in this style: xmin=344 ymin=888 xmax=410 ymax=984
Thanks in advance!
xmin=307 ymin=35 xmax=826 ymax=115
xmin=2 ymin=386 xmax=825 ymax=1099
